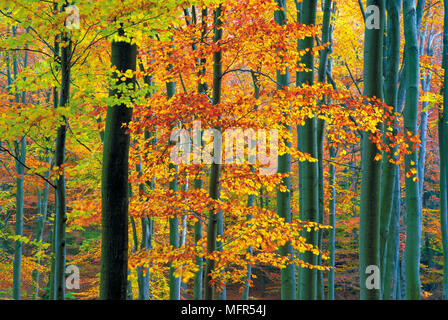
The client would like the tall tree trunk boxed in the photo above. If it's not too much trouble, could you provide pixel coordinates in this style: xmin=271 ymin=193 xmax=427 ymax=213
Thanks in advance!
xmin=11 ymin=25 xmax=27 ymax=300
xmin=296 ymin=0 xmax=304 ymax=294
xmin=242 ymin=73 xmax=259 ymax=300
xmin=167 ymin=80 xmax=181 ymax=300
xmin=12 ymin=111 xmax=26 ymax=300
xmin=417 ymin=28 xmax=432 ymax=197
xmin=273 ymin=0 xmax=296 ymax=300
xmin=379 ymin=0 xmax=400 ymax=298
xmin=297 ymin=0 xmax=318 ymax=300
xmin=359 ymin=0 xmax=384 ymax=300
xmin=383 ymin=166 xmax=401 ymax=299
xmin=439 ymin=0 xmax=448 ymax=300
xmin=204 ymin=5 xmax=223 ymax=300
xmin=327 ymin=146 xmax=336 ymax=300
xmin=396 ymin=0 xmax=426 ymax=114
xmin=403 ymin=0 xmax=422 ymax=300
xmin=100 ymin=29 xmax=137 ymax=300
xmin=193 ymin=7 xmax=208 ymax=301
xmin=136 ymin=69 xmax=154 ymax=300
xmin=33 ymin=156 xmax=51 ymax=299
xmin=216 ymin=210 xmax=226 ymax=300
xmin=53 ymin=31 xmax=71 ymax=300
xmin=48 ymin=36 xmax=59 ymax=299
xmin=49 ymin=198 xmax=57 ymax=299
xmin=316 ymin=0 xmax=333 ymax=300
xmin=241 ymin=194 xmax=254 ymax=300
xmin=136 ymin=217 xmax=151 ymax=300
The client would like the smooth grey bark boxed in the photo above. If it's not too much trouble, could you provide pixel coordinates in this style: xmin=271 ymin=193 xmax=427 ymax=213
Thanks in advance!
xmin=274 ymin=0 xmax=296 ymax=300
xmin=403 ymin=0 xmax=422 ymax=300
xmin=359 ymin=0 xmax=384 ymax=300
xmin=417 ymin=29 xmax=435 ymax=199
xmin=379 ymin=0 xmax=400 ymax=298
xmin=397 ymin=0 xmax=426 ymax=112
xmin=297 ymin=0 xmax=318 ymax=301
xmin=316 ymin=0 xmax=332 ymax=300
xmin=383 ymin=166 xmax=401 ymax=299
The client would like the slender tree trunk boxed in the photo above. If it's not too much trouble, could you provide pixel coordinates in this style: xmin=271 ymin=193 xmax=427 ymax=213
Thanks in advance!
xmin=316 ymin=0 xmax=332 ymax=300
xmin=397 ymin=0 xmax=426 ymax=114
xmin=11 ymin=25 xmax=27 ymax=300
xmin=241 ymin=198 xmax=253 ymax=300
xmin=167 ymin=80 xmax=181 ymax=300
xmin=53 ymin=31 xmax=71 ymax=300
xmin=379 ymin=0 xmax=400 ymax=298
xmin=204 ymin=5 xmax=223 ymax=300
xmin=12 ymin=112 xmax=26 ymax=301
xmin=403 ymin=0 xmax=422 ymax=300
xmin=193 ymin=218 xmax=203 ymax=299
xmin=296 ymin=0 xmax=304 ymax=293
xmin=400 ymin=211 xmax=407 ymax=298
xmin=33 ymin=158 xmax=51 ymax=299
xmin=328 ymin=146 xmax=336 ymax=300
xmin=297 ymin=0 xmax=318 ymax=300
xmin=273 ymin=0 xmax=296 ymax=300
xmin=49 ymin=198 xmax=57 ymax=299
xmin=48 ymin=36 xmax=59 ymax=299
xmin=136 ymin=63 xmax=156 ymax=300
xmin=193 ymin=7 xmax=208 ymax=301
xmin=383 ymin=167 xmax=401 ymax=299
xmin=242 ymin=73 xmax=260 ymax=300
xmin=193 ymin=172 xmax=204 ymax=299
xmin=100 ymin=29 xmax=137 ymax=300
xmin=136 ymin=217 xmax=150 ymax=300
xmin=326 ymin=52 xmax=336 ymax=301
xmin=439 ymin=0 xmax=448 ymax=299
xmin=136 ymin=71 xmax=153 ymax=300
xmin=216 ymin=210 xmax=226 ymax=300
xmin=359 ymin=0 xmax=384 ymax=300
xmin=417 ymin=28 xmax=433 ymax=198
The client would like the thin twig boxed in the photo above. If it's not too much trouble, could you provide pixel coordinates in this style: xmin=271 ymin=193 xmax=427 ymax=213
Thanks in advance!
xmin=221 ymin=68 xmax=281 ymax=87
xmin=344 ymin=62 xmax=362 ymax=96
xmin=324 ymin=158 xmax=361 ymax=170
xmin=358 ymin=0 xmax=366 ymax=22
xmin=0 ymin=146 xmax=57 ymax=189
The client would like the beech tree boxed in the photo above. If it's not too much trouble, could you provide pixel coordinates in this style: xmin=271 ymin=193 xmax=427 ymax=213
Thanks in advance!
xmin=440 ymin=0 xmax=448 ymax=300
xmin=100 ymin=28 xmax=137 ymax=300
xmin=359 ymin=0 xmax=384 ymax=300
xmin=403 ymin=0 xmax=422 ymax=300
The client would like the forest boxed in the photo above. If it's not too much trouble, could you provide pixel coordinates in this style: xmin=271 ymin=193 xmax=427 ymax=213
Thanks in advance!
xmin=0 ymin=0 xmax=446 ymax=301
